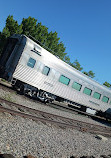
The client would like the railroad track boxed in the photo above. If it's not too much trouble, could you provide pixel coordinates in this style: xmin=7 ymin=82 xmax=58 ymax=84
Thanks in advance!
xmin=0 ymin=81 xmax=111 ymax=124
xmin=0 ymin=97 xmax=111 ymax=137
xmin=51 ymin=101 xmax=111 ymax=124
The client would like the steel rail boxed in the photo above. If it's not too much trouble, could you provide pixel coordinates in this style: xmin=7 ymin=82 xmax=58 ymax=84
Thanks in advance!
xmin=0 ymin=97 xmax=111 ymax=137
xmin=0 ymin=105 xmax=111 ymax=137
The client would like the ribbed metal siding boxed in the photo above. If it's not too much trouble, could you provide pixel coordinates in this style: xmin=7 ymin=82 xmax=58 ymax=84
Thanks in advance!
xmin=13 ymin=64 xmax=110 ymax=112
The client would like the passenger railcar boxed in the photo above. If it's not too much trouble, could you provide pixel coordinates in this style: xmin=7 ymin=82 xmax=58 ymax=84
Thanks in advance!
xmin=0 ymin=34 xmax=111 ymax=118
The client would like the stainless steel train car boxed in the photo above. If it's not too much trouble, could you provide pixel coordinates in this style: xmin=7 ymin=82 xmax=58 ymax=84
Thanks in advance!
xmin=0 ymin=34 xmax=111 ymax=117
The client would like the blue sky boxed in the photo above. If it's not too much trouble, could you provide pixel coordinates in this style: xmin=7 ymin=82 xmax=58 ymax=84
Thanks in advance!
xmin=0 ymin=0 xmax=111 ymax=84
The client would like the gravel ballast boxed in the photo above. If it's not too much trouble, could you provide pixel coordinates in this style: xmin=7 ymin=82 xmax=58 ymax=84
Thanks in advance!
xmin=0 ymin=112 xmax=111 ymax=158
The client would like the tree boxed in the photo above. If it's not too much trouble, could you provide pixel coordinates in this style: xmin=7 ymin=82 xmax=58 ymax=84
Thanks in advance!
xmin=22 ymin=16 xmax=37 ymax=37
xmin=46 ymin=31 xmax=59 ymax=50
xmin=103 ymin=81 xmax=111 ymax=87
xmin=83 ymin=70 xmax=95 ymax=78
xmin=70 ymin=59 xmax=83 ymax=71
xmin=35 ymin=22 xmax=48 ymax=44
xmin=45 ymin=31 xmax=66 ymax=60
xmin=88 ymin=70 xmax=95 ymax=78
xmin=56 ymin=42 xmax=66 ymax=60
xmin=5 ymin=15 xmax=23 ymax=35
xmin=83 ymin=71 xmax=89 ymax=76
xmin=21 ymin=17 xmax=66 ymax=60
xmin=63 ymin=55 xmax=71 ymax=64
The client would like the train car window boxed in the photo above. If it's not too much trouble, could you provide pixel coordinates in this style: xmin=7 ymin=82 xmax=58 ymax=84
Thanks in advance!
xmin=93 ymin=92 xmax=101 ymax=100
xmin=42 ymin=66 xmax=50 ymax=76
xmin=102 ymin=96 xmax=109 ymax=103
xmin=59 ymin=75 xmax=70 ymax=85
xmin=72 ymin=82 xmax=82 ymax=91
xmin=27 ymin=57 xmax=36 ymax=68
xmin=83 ymin=87 xmax=92 ymax=96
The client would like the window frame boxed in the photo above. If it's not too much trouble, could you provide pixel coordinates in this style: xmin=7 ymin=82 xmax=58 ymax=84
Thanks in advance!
xmin=27 ymin=57 xmax=36 ymax=68
xmin=83 ymin=87 xmax=92 ymax=96
xmin=42 ymin=66 xmax=50 ymax=76
xmin=102 ymin=96 xmax=109 ymax=103
xmin=59 ymin=75 xmax=70 ymax=86
xmin=93 ymin=92 xmax=101 ymax=100
xmin=72 ymin=82 xmax=82 ymax=91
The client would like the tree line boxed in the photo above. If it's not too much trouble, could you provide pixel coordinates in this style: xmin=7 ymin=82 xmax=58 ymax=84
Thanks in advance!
xmin=0 ymin=15 xmax=110 ymax=87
